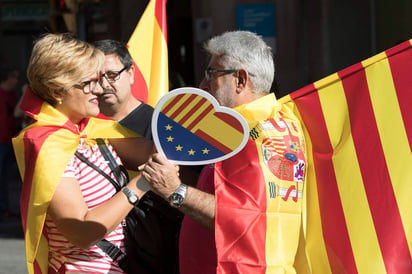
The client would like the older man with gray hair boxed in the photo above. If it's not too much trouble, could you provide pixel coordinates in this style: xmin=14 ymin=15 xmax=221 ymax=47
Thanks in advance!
xmin=142 ymin=30 xmax=307 ymax=274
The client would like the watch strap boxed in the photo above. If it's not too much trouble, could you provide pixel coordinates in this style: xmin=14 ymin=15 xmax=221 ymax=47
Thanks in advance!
xmin=122 ymin=187 xmax=139 ymax=205
xmin=170 ymin=184 xmax=187 ymax=208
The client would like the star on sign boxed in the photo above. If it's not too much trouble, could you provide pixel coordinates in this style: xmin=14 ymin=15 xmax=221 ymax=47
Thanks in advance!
xmin=175 ymin=145 xmax=183 ymax=151
xmin=166 ymin=136 xmax=174 ymax=142
xmin=202 ymin=148 xmax=210 ymax=154
xmin=165 ymin=124 xmax=173 ymax=131
xmin=188 ymin=149 xmax=195 ymax=156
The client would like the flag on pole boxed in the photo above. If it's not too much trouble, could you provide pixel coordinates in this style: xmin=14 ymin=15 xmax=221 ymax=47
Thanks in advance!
xmin=281 ymin=40 xmax=412 ymax=273
xmin=127 ymin=0 xmax=169 ymax=107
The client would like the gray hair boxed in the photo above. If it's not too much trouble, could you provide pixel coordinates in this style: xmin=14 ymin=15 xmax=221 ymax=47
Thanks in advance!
xmin=204 ymin=30 xmax=274 ymax=94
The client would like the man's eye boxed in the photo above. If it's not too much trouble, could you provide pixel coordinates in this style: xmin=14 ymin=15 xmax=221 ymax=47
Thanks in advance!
xmin=106 ymin=72 xmax=117 ymax=78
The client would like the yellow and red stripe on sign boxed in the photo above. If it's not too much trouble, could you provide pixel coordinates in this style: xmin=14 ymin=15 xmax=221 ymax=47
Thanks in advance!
xmin=128 ymin=0 xmax=168 ymax=107
xmin=281 ymin=40 xmax=412 ymax=273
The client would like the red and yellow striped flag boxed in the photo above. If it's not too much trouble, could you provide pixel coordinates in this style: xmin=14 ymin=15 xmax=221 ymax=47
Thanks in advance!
xmin=281 ymin=40 xmax=412 ymax=273
xmin=128 ymin=0 xmax=168 ymax=107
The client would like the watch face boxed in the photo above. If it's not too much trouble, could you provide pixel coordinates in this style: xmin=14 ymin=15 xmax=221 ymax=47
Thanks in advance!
xmin=171 ymin=193 xmax=184 ymax=206
xmin=129 ymin=195 xmax=138 ymax=204
xmin=123 ymin=188 xmax=139 ymax=205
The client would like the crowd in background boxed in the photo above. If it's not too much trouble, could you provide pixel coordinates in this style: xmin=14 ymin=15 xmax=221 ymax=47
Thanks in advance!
xmin=0 ymin=63 xmax=26 ymax=221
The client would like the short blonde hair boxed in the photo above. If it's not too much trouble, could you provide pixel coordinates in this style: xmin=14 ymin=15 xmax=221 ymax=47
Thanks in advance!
xmin=27 ymin=33 xmax=105 ymax=105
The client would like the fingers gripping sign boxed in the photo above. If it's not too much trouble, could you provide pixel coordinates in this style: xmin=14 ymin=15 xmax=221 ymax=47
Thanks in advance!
xmin=141 ymin=153 xmax=181 ymax=200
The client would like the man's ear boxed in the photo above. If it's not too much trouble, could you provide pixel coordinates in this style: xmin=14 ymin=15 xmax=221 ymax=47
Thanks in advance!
xmin=128 ymin=65 xmax=135 ymax=85
xmin=235 ymin=69 xmax=248 ymax=92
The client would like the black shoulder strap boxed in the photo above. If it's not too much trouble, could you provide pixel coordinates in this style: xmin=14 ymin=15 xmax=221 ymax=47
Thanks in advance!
xmin=96 ymin=138 xmax=129 ymax=188
xmin=74 ymin=150 xmax=122 ymax=192
xmin=96 ymin=138 xmax=118 ymax=172
xmin=96 ymin=239 xmax=124 ymax=261
xmin=74 ymin=143 xmax=125 ymax=261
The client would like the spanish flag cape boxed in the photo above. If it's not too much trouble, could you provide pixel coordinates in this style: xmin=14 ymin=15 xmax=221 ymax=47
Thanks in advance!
xmin=215 ymin=93 xmax=307 ymax=273
xmin=12 ymin=88 xmax=137 ymax=274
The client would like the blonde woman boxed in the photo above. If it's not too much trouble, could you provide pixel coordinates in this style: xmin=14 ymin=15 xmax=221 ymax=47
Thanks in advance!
xmin=13 ymin=33 xmax=153 ymax=273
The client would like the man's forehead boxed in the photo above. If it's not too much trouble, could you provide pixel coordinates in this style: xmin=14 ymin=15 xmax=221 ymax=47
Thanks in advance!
xmin=208 ymin=55 xmax=223 ymax=67
xmin=103 ymin=54 xmax=123 ymax=68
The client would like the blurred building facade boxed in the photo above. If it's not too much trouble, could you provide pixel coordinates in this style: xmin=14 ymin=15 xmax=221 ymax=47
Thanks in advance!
xmin=1 ymin=0 xmax=412 ymax=98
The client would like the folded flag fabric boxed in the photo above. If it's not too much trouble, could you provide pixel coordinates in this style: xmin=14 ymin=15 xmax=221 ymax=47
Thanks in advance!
xmin=280 ymin=40 xmax=412 ymax=273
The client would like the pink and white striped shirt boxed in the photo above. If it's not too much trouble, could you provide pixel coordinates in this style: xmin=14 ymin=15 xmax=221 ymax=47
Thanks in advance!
xmin=46 ymin=141 xmax=125 ymax=273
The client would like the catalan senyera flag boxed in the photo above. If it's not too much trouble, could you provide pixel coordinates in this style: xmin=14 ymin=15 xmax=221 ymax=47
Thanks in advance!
xmin=12 ymin=88 xmax=137 ymax=274
xmin=128 ymin=0 xmax=168 ymax=107
xmin=280 ymin=40 xmax=412 ymax=273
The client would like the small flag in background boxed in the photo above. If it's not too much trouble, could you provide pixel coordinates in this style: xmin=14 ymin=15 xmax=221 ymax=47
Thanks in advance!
xmin=280 ymin=40 xmax=412 ymax=273
xmin=127 ymin=0 xmax=168 ymax=107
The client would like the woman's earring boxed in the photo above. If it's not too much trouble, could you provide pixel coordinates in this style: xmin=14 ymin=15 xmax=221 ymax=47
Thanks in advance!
xmin=57 ymin=99 xmax=62 ymax=105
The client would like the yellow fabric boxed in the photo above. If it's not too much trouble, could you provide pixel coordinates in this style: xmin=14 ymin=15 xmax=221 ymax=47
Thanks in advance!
xmin=128 ymin=0 xmax=168 ymax=107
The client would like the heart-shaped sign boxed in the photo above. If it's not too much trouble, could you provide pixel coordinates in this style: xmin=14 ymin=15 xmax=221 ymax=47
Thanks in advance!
xmin=152 ymin=87 xmax=249 ymax=165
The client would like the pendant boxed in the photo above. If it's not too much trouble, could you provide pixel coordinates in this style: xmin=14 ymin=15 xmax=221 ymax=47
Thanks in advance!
xmin=78 ymin=138 xmax=88 ymax=150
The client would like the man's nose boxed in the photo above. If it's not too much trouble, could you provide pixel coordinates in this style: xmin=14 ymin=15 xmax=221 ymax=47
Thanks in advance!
xmin=99 ymin=75 xmax=111 ymax=88
xmin=92 ymin=81 xmax=104 ymax=95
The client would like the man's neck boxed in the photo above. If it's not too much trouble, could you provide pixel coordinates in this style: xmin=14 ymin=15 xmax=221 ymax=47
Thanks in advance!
xmin=234 ymin=89 xmax=269 ymax=108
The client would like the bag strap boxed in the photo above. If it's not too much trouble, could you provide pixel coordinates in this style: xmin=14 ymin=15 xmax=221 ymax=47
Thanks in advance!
xmin=96 ymin=138 xmax=118 ymax=175
xmin=96 ymin=239 xmax=124 ymax=261
xmin=74 ymin=150 xmax=122 ymax=192
xmin=96 ymin=138 xmax=129 ymax=189
xmin=74 ymin=141 xmax=126 ymax=260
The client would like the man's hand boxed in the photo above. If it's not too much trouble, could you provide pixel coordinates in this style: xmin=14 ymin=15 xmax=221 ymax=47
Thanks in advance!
xmin=140 ymin=153 xmax=181 ymax=200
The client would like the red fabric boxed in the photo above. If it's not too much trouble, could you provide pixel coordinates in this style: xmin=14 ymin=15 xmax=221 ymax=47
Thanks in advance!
xmin=179 ymin=165 xmax=217 ymax=274
xmin=131 ymin=62 xmax=148 ymax=103
xmin=215 ymin=140 xmax=268 ymax=273
xmin=0 ymin=87 xmax=18 ymax=144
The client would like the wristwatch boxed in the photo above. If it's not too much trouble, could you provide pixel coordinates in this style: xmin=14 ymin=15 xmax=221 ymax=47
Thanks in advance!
xmin=169 ymin=184 xmax=187 ymax=208
xmin=122 ymin=187 xmax=139 ymax=205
